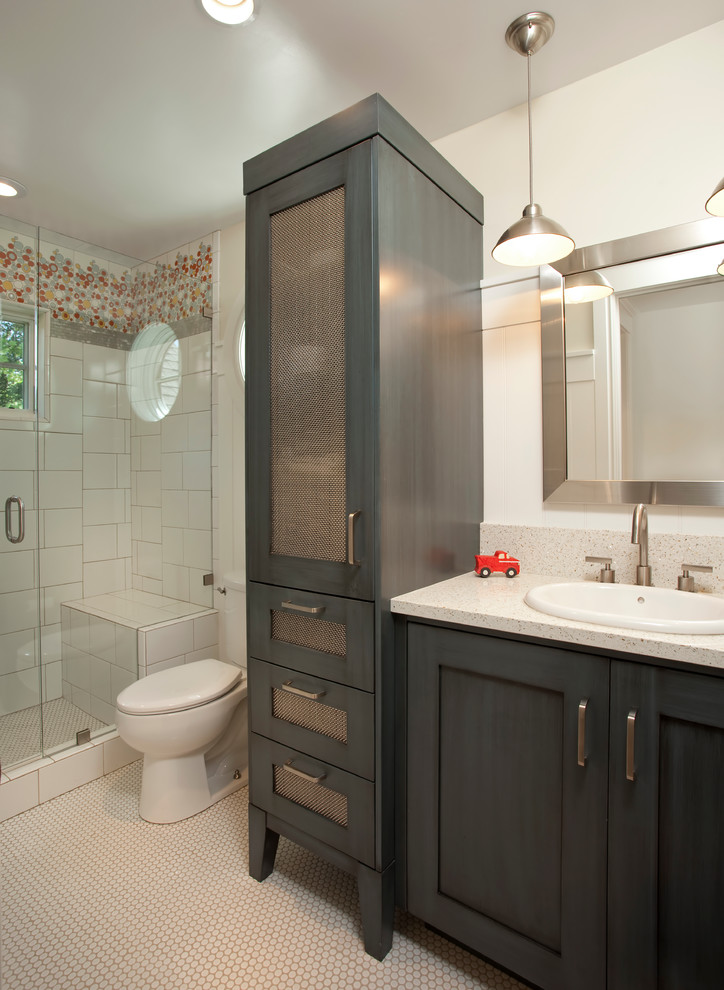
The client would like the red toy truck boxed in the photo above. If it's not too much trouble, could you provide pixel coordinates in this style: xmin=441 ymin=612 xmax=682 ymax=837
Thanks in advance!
xmin=475 ymin=550 xmax=520 ymax=578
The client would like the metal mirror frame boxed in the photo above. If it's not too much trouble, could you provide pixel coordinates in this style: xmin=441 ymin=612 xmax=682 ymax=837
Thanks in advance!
xmin=541 ymin=215 xmax=724 ymax=506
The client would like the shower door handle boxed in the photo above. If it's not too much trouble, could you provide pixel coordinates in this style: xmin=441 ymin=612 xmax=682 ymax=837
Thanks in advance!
xmin=5 ymin=496 xmax=25 ymax=544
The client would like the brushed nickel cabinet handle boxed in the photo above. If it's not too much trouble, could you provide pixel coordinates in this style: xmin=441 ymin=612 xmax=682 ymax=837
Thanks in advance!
xmin=577 ymin=698 xmax=588 ymax=767
xmin=281 ymin=759 xmax=326 ymax=785
xmin=280 ymin=600 xmax=325 ymax=615
xmin=280 ymin=680 xmax=326 ymax=701
xmin=626 ymin=709 xmax=638 ymax=781
xmin=4 ymin=496 xmax=25 ymax=544
xmin=347 ymin=510 xmax=361 ymax=566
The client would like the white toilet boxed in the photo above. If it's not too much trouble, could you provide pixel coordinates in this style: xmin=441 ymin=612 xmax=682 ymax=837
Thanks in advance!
xmin=116 ymin=658 xmax=248 ymax=823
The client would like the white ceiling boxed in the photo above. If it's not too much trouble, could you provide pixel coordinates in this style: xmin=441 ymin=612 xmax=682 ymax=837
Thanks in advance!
xmin=1 ymin=0 xmax=722 ymax=261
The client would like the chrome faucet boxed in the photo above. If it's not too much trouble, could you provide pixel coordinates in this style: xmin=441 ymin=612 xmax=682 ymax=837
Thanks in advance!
xmin=631 ymin=503 xmax=652 ymax=586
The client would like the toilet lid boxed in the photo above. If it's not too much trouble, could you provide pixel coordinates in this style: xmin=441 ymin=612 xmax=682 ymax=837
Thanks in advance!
xmin=116 ymin=659 xmax=243 ymax=715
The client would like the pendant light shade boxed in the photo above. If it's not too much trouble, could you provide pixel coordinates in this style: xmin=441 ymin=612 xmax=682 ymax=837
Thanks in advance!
xmin=705 ymin=177 xmax=724 ymax=217
xmin=564 ymin=269 xmax=614 ymax=304
xmin=493 ymin=203 xmax=575 ymax=267
xmin=493 ymin=12 xmax=574 ymax=268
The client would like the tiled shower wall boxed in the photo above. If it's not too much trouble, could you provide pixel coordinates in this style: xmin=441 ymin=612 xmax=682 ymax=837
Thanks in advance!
xmin=131 ymin=320 xmax=214 ymax=606
xmin=0 ymin=224 xmax=217 ymax=722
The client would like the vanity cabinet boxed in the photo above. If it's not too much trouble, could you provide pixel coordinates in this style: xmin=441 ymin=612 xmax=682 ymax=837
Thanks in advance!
xmin=401 ymin=619 xmax=724 ymax=990
xmin=243 ymin=95 xmax=484 ymax=960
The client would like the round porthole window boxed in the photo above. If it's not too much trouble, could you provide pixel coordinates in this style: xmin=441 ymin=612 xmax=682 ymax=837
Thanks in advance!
xmin=128 ymin=322 xmax=181 ymax=422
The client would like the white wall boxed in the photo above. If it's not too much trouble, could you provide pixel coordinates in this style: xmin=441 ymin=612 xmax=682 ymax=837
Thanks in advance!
xmin=432 ymin=19 xmax=724 ymax=536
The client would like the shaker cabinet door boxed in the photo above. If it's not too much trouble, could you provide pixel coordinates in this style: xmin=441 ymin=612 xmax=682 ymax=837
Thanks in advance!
xmin=245 ymin=143 xmax=375 ymax=601
xmin=405 ymin=623 xmax=609 ymax=990
xmin=608 ymin=661 xmax=724 ymax=990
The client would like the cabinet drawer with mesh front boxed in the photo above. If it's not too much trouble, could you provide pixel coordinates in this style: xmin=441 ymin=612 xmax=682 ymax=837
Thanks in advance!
xmin=248 ymin=581 xmax=374 ymax=691
xmin=250 ymin=735 xmax=375 ymax=867
xmin=249 ymin=658 xmax=374 ymax=779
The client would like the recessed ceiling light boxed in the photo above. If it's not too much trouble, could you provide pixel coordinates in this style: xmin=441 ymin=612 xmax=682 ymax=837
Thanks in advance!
xmin=200 ymin=0 xmax=256 ymax=25
xmin=0 ymin=176 xmax=27 ymax=198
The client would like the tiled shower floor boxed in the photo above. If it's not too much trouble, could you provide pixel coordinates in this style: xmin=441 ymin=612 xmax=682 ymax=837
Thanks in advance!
xmin=0 ymin=698 xmax=107 ymax=769
xmin=0 ymin=763 xmax=526 ymax=990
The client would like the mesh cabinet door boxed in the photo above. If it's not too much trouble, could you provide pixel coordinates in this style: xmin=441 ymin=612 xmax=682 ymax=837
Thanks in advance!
xmin=246 ymin=145 xmax=375 ymax=600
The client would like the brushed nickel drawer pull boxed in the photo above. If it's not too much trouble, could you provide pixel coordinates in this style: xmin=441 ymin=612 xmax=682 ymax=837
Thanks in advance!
xmin=626 ymin=709 xmax=637 ymax=782
xmin=347 ymin=510 xmax=360 ymax=566
xmin=281 ymin=759 xmax=326 ymax=785
xmin=577 ymin=698 xmax=588 ymax=767
xmin=280 ymin=680 xmax=326 ymax=701
xmin=280 ymin=600 xmax=325 ymax=615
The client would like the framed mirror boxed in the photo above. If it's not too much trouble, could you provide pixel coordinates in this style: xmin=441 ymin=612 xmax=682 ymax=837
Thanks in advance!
xmin=541 ymin=216 xmax=724 ymax=505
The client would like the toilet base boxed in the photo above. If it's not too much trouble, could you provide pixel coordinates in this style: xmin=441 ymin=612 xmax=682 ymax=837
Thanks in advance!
xmin=139 ymin=752 xmax=248 ymax=824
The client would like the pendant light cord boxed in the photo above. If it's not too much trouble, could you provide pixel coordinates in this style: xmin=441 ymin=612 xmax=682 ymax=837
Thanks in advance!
xmin=527 ymin=49 xmax=533 ymax=206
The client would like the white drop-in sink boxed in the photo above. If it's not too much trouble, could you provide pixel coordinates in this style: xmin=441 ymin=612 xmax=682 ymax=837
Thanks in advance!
xmin=524 ymin=582 xmax=724 ymax=635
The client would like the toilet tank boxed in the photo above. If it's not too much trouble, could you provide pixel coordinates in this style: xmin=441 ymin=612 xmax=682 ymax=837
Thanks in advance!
xmin=219 ymin=572 xmax=246 ymax=669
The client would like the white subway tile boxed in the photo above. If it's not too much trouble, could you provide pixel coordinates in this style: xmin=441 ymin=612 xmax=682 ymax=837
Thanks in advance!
xmin=44 ymin=433 xmax=82 ymax=471
xmin=137 ymin=542 xmax=163 ymax=581
xmin=110 ymin=665 xmax=137 ymax=701
xmin=43 ymin=583 xmax=83 ymax=627
xmin=0 ymin=772 xmax=39 ymax=822
xmin=136 ymin=471 xmax=161 ymax=508
xmin=39 ymin=470 xmax=82 ymax=510
xmin=4 ymin=469 xmax=36 ymax=507
xmin=162 ymin=527 xmax=185 ymax=565
xmin=161 ymin=414 xmax=188 ymax=453
xmin=83 ymin=379 xmax=117 ymax=418
xmin=50 ymin=356 xmax=83 ymax=397
xmin=183 ymin=529 xmax=211 ymax=571
xmin=40 ymin=395 xmax=82 ymax=435
xmin=83 ymin=453 xmax=117 ymax=489
xmin=83 ymin=343 xmax=125 ymax=384
xmin=187 ymin=490 xmax=211 ymax=530
xmin=82 ymin=558 xmax=126 ymax=597
xmin=0 ymin=430 xmax=36 ymax=469
xmin=141 ymin=435 xmax=161 ymax=470
xmin=182 ymin=451 xmax=211 ymax=491
xmin=141 ymin=507 xmax=162 ymax=543
xmin=161 ymin=491 xmax=188 ymax=528
xmin=0 ymin=589 xmax=40 ymax=635
xmin=117 ymin=453 xmax=130 ymax=488
xmin=193 ymin=612 xmax=218 ymax=651
xmin=38 ymin=746 xmax=103 ymax=803
xmin=0 ymin=549 xmax=34 ymax=594
xmin=82 ymin=524 xmax=117 ymax=563
xmin=182 ymin=371 xmax=212 ymax=414
xmin=161 ymin=453 xmax=183 ymax=489
xmin=40 ymin=546 xmax=83 ymax=588
xmin=83 ymin=489 xmax=126 ymax=526
xmin=162 ymin=564 xmax=190 ymax=602
xmin=0 ymin=628 xmax=37 ymax=676
xmin=89 ymin=656 xmax=112 ymax=703
xmin=88 ymin=616 xmax=116 ymax=662
xmin=43 ymin=660 xmax=63 ymax=700
xmin=43 ymin=508 xmax=83 ymax=548
xmin=83 ymin=417 xmax=125 ymax=454
xmin=115 ymin=624 xmax=137 ymax=672
xmin=187 ymin=411 xmax=211 ymax=451
xmin=145 ymin=620 xmax=194 ymax=663
xmin=0 ymin=669 xmax=41 ymax=715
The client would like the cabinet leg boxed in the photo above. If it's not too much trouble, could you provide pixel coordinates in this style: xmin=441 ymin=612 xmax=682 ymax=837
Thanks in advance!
xmin=248 ymin=803 xmax=279 ymax=882
xmin=357 ymin=862 xmax=395 ymax=961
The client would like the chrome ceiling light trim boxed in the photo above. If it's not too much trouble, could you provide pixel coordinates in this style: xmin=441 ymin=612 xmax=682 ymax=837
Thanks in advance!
xmin=563 ymin=268 xmax=614 ymax=304
xmin=0 ymin=176 xmax=27 ymax=198
xmin=705 ymin=176 xmax=724 ymax=217
xmin=200 ymin=0 xmax=256 ymax=26
xmin=492 ymin=11 xmax=575 ymax=267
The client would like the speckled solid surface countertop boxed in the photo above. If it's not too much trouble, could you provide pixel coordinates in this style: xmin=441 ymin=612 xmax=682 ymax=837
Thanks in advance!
xmin=390 ymin=571 xmax=724 ymax=672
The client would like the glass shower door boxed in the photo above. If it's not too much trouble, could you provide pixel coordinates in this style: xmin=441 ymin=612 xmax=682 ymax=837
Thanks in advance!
xmin=0 ymin=216 xmax=42 ymax=771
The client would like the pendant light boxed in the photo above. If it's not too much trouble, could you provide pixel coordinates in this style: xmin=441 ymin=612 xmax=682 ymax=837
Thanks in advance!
xmin=705 ymin=177 xmax=724 ymax=217
xmin=200 ymin=0 xmax=256 ymax=25
xmin=492 ymin=12 xmax=575 ymax=267
xmin=564 ymin=269 xmax=614 ymax=304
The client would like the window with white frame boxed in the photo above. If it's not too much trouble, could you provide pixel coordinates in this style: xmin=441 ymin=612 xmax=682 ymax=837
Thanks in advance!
xmin=0 ymin=300 xmax=48 ymax=420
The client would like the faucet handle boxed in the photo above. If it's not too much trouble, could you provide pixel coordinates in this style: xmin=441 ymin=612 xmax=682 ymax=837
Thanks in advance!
xmin=585 ymin=555 xmax=615 ymax=583
xmin=678 ymin=563 xmax=713 ymax=593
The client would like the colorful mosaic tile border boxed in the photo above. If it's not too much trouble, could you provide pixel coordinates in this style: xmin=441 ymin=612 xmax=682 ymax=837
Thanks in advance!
xmin=0 ymin=236 xmax=212 ymax=335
